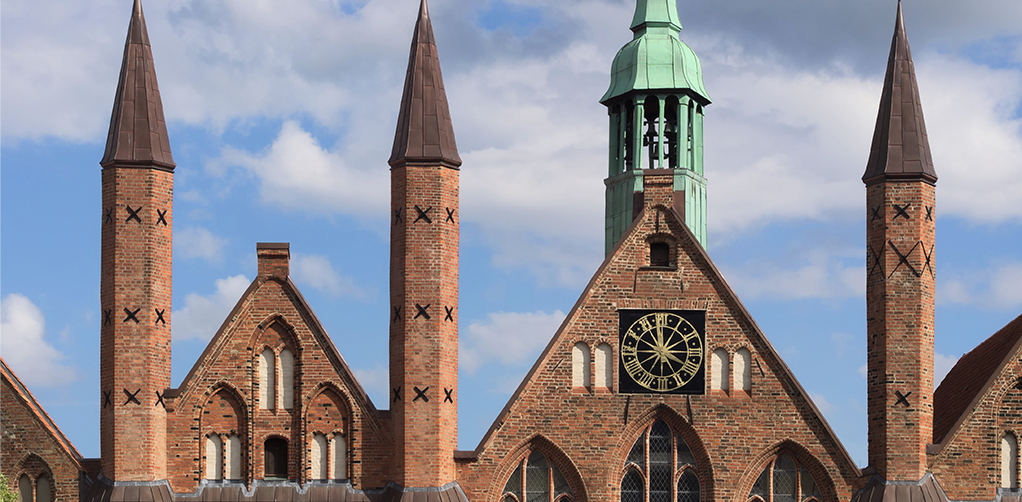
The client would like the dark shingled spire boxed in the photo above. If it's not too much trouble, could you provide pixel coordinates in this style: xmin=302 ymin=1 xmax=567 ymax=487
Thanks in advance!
xmin=101 ymin=0 xmax=175 ymax=169
xmin=862 ymin=1 xmax=936 ymax=185
xmin=389 ymin=0 xmax=461 ymax=168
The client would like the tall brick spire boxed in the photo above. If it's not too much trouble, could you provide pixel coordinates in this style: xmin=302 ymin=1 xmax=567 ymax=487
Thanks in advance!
xmin=99 ymin=0 xmax=174 ymax=484
xmin=389 ymin=0 xmax=461 ymax=168
xmin=389 ymin=0 xmax=460 ymax=487
xmin=101 ymin=0 xmax=175 ymax=170
xmin=862 ymin=0 xmax=938 ymax=486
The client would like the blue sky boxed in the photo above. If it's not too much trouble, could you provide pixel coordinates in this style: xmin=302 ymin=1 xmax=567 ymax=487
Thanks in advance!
xmin=2 ymin=0 xmax=1021 ymax=468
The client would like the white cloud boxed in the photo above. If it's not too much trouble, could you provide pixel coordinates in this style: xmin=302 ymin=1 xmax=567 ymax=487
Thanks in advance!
xmin=291 ymin=253 xmax=368 ymax=298
xmin=934 ymin=352 xmax=960 ymax=387
xmin=173 ymin=275 xmax=251 ymax=341
xmin=460 ymin=310 xmax=566 ymax=375
xmin=938 ymin=261 xmax=1022 ymax=311
xmin=858 ymin=364 xmax=868 ymax=379
xmin=721 ymin=248 xmax=864 ymax=300
xmin=809 ymin=391 xmax=837 ymax=416
xmin=175 ymin=226 xmax=228 ymax=262
xmin=351 ymin=363 xmax=388 ymax=407
xmin=0 ymin=294 xmax=77 ymax=387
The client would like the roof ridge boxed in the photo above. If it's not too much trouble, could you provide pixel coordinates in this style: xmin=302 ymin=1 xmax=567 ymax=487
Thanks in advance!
xmin=388 ymin=0 xmax=461 ymax=168
xmin=100 ymin=0 xmax=175 ymax=169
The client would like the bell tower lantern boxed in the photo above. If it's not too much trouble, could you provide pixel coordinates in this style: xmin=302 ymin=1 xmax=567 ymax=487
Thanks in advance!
xmin=602 ymin=0 xmax=711 ymax=254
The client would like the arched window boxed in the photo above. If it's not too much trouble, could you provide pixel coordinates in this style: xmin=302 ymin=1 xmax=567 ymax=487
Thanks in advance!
xmin=35 ymin=476 xmax=50 ymax=502
xmin=205 ymin=434 xmax=223 ymax=480
xmin=650 ymin=242 xmax=670 ymax=267
xmin=621 ymin=419 xmax=699 ymax=502
xmin=18 ymin=474 xmax=32 ymax=502
xmin=265 ymin=437 xmax=289 ymax=480
xmin=596 ymin=343 xmax=613 ymax=389
xmin=225 ymin=434 xmax=242 ymax=480
xmin=747 ymin=454 xmax=821 ymax=502
xmin=311 ymin=433 xmax=328 ymax=480
xmin=332 ymin=435 xmax=347 ymax=480
xmin=501 ymin=450 xmax=574 ymax=502
xmin=1003 ymin=433 xmax=1019 ymax=488
xmin=711 ymin=349 xmax=729 ymax=393
xmin=734 ymin=348 xmax=752 ymax=394
xmin=259 ymin=349 xmax=275 ymax=410
xmin=279 ymin=349 xmax=294 ymax=410
xmin=572 ymin=342 xmax=591 ymax=389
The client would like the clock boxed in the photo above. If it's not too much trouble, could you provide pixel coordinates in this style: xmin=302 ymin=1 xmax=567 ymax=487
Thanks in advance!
xmin=619 ymin=309 xmax=706 ymax=394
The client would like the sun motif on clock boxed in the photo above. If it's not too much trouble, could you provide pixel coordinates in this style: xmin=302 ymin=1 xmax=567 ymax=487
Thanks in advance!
xmin=619 ymin=310 xmax=706 ymax=394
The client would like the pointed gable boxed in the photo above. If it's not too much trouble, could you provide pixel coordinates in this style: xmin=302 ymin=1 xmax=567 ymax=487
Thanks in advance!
xmin=101 ymin=0 xmax=175 ymax=169
xmin=388 ymin=0 xmax=461 ymax=167
xmin=862 ymin=1 xmax=936 ymax=185
xmin=1 ymin=358 xmax=86 ymax=471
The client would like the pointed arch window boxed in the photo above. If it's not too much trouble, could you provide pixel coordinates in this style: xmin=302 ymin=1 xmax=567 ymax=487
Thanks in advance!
xmin=621 ymin=419 xmax=699 ymax=502
xmin=501 ymin=450 xmax=574 ymax=502
xmin=205 ymin=434 xmax=224 ymax=480
xmin=35 ymin=476 xmax=50 ymax=502
xmin=18 ymin=474 xmax=32 ymax=502
xmin=747 ymin=454 xmax=821 ymax=502
xmin=259 ymin=349 xmax=275 ymax=410
xmin=279 ymin=349 xmax=294 ymax=409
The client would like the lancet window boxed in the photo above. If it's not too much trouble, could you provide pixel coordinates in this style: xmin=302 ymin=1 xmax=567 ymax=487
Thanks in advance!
xmin=1003 ymin=432 xmax=1019 ymax=488
xmin=747 ymin=454 xmax=821 ymax=502
xmin=258 ymin=346 xmax=295 ymax=410
xmin=501 ymin=450 xmax=574 ymax=502
xmin=621 ymin=419 xmax=699 ymax=502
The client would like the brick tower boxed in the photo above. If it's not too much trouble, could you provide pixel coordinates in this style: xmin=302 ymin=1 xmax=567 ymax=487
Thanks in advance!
xmin=388 ymin=0 xmax=461 ymax=488
xmin=99 ymin=0 xmax=174 ymax=483
xmin=862 ymin=0 xmax=939 ymax=486
xmin=601 ymin=0 xmax=711 ymax=254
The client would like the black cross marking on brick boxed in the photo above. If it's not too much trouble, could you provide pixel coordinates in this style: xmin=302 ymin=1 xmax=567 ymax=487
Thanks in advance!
xmin=155 ymin=390 xmax=166 ymax=409
xmin=894 ymin=390 xmax=912 ymax=407
xmin=103 ymin=309 xmax=112 ymax=326
xmin=869 ymin=206 xmax=881 ymax=222
xmin=445 ymin=207 xmax=455 ymax=223
xmin=394 ymin=207 xmax=403 ymax=223
xmin=867 ymin=244 xmax=884 ymax=279
xmin=392 ymin=306 xmax=402 ymax=322
xmin=414 ymin=205 xmax=432 ymax=224
xmin=125 ymin=205 xmax=142 ymax=223
xmin=444 ymin=306 xmax=454 ymax=322
xmin=104 ymin=207 xmax=113 ymax=224
xmin=103 ymin=390 xmax=112 ymax=408
xmin=444 ymin=388 xmax=453 ymax=403
xmin=892 ymin=203 xmax=911 ymax=220
xmin=922 ymin=243 xmax=935 ymax=278
xmin=413 ymin=386 xmax=430 ymax=403
xmin=392 ymin=387 xmax=401 ymax=402
xmin=123 ymin=388 xmax=142 ymax=406
xmin=925 ymin=206 xmax=933 ymax=221
xmin=123 ymin=307 xmax=141 ymax=324
xmin=155 ymin=308 xmax=166 ymax=325
xmin=888 ymin=241 xmax=922 ymax=278
xmin=156 ymin=209 xmax=168 ymax=226
xmin=414 ymin=303 xmax=431 ymax=320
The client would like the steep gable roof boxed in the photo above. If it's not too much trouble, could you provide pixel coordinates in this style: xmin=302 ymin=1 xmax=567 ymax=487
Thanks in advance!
xmin=0 ymin=358 xmax=86 ymax=471
xmin=933 ymin=313 xmax=1022 ymax=445
xmin=468 ymin=203 xmax=860 ymax=476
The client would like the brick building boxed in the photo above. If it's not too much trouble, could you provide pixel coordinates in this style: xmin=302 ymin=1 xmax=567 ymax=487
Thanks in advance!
xmin=2 ymin=0 xmax=1020 ymax=501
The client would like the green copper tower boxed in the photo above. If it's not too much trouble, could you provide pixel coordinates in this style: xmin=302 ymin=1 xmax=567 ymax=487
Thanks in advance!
xmin=602 ymin=0 xmax=711 ymax=254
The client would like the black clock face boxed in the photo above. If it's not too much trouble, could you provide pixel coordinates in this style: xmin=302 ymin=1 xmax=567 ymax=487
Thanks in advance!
xmin=619 ymin=309 xmax=706 ymax=394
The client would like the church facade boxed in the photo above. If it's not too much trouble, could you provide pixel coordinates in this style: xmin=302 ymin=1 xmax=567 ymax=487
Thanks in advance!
xmin=3 ymin=0 xmax=1022 ymax=501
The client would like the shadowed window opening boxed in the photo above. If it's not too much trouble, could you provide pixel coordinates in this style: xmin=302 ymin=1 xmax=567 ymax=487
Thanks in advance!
xmin=265 ymin=437 xmax=288 ymax=480
xmin=651 ymin=242 xmax=670 ymax=267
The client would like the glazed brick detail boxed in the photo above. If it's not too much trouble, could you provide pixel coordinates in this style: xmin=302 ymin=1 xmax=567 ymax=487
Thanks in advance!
xmin=865 ymin=180 xmax=935 ymax=481
xmin=455 ymin=176 xmax=862 ymax=502
xmin=389 ymin=163 xmax=460 ymax=487
xmin=100 ymin=166 xmax=173 ymax=481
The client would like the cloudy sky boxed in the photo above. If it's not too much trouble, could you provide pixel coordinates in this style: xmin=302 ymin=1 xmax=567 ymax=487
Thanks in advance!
xmin=2 ymin=0 xmax=1021 ymax=467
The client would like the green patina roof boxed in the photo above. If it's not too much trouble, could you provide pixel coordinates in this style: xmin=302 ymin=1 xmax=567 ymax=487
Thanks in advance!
xmin=601 ymin=0 xmax=710 ymax=104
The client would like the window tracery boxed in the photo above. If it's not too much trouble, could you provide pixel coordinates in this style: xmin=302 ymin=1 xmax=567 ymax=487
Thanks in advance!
xmin=620 ymin=419 xmax=699 ymax=502
xmin=747 ymin=454 xmax=820 ymax=502
xmin=501 ymin=450 xmax=573 ymax=502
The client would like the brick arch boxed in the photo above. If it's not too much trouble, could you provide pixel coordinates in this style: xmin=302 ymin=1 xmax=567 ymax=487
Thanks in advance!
xmin=254 ymin=314 xmax=301 ymax=351
xmin=13 ymin=452 xmax=53 ymax=482
xmin=303 ymin=384 xmax=351 ymax=436
xmin=200 ymin=383 xmax=246 ymax=435
xmin=489 ymin=433 xmax=588 ymax=502
xmin=733 ymin=439 xmax=838 ymax=502
xmin=612 ymin=403 xmax=715 ymax=501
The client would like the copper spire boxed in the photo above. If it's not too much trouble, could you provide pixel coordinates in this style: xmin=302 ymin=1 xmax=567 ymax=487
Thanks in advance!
xmin=101 ymin=0 xmax=175 ymax=169
xmin=388 ymin=0 xmax=461 ymax=168
xmin=862 ymin=1 xmax=936 ymax=185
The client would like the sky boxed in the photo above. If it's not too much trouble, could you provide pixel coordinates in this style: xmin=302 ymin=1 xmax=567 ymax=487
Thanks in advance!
xmin=1 ymin=0 xmax=1021 ymax=469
